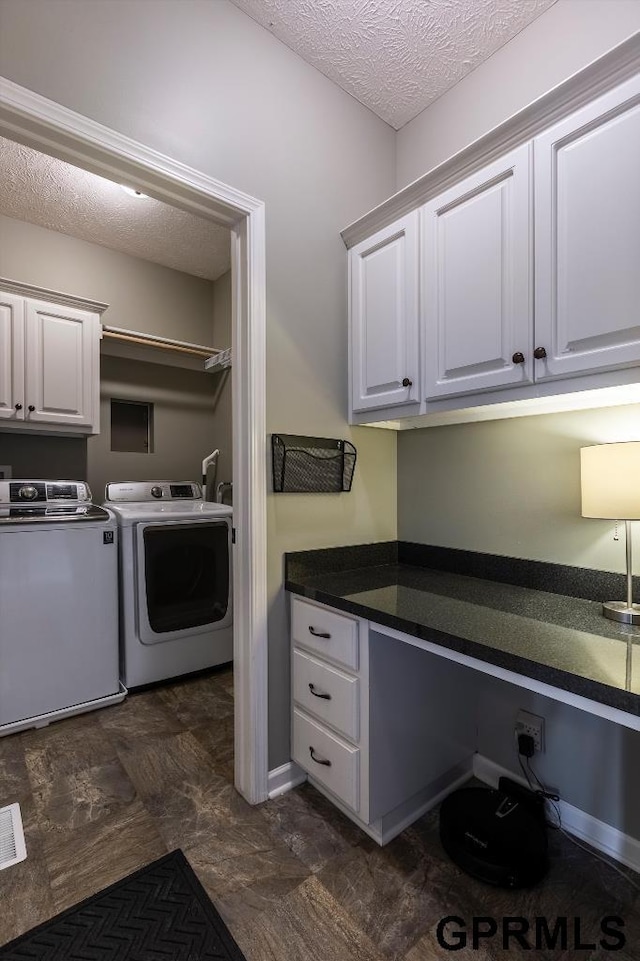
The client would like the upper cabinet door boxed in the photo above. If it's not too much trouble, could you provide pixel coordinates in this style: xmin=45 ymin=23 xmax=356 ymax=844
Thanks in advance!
xmin=535 ymin=76 xmax=640 ymax=380
xmin=0 ymin=292 xmax=25 ymax=422
xmin=422 ymin=143 xmax=533 ymax=400
xmin=350 ymin=212 xmax=420 ymax=413
xmin=25 ymin=300 xmax=99 ymax=428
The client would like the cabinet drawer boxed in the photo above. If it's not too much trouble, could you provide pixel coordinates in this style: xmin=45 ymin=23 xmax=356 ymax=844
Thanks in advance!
xmin=291 ymin=597 xmax=358 ymax=670
xmin=292 ymin=708 xmax=360 ymax=812
xmin=293 ymin=648 xmax=360 ymax=741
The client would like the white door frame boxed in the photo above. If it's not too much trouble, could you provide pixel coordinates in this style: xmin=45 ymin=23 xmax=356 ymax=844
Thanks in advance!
xmin=0 ymin=77 xmax=269 ymax=804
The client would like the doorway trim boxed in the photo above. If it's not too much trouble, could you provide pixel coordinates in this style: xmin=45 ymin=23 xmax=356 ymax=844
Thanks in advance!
xmin=0 ymin=76 xmax=269 ymax=804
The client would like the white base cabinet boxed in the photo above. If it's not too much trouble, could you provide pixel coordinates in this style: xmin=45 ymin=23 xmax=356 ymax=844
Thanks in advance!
xmin=0 ymin=283 xmax=103 ymax=435
xmin=291 ymin=596 xmax=477 ymax=845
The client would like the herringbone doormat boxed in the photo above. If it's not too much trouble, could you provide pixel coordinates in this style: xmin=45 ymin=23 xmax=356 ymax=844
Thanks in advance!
xmin=1 ymin=849 xmax=247 ymax=960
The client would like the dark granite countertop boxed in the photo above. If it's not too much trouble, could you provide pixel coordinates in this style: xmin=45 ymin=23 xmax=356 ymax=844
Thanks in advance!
xmin=285 ymin=544 xmax=640 ymax=721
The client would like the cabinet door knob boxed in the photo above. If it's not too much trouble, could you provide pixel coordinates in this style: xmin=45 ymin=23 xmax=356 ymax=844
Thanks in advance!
xmin=402 ymin=377 xmax=413 ymax=387
xmin=309 ymin=746 xmax=332 ymax=767
xmin=14 ymin=403 xmax=22 ymax=410
xmin=309 ymin=683 xmax=332 ymax=700
xmin=308 ymin=626 xmax=331 ymax=639
xmin=534 ymin=346 xmax=547 ymax=360
xmin=512 ymin=352 xmax=525 ymax=365
xmin=28 ymin=405 xmax=36 ymax=412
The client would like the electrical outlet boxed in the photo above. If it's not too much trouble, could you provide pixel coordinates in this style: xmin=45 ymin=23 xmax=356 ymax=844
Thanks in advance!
xmin=515 ymin=709 xmax=545 ymax=753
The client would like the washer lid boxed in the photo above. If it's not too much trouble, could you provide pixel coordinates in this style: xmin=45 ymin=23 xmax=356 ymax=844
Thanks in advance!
xmin=0 ymin=504 xmax=111 ymax=525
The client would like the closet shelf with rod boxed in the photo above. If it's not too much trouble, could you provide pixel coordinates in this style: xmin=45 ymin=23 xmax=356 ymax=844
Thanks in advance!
xmin=101 ymin=324 xmax=231 ymax=369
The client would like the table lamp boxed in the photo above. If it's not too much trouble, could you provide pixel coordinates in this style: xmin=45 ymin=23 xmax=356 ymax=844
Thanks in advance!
xmin=580 ymin=442 xmax=640 ymax=625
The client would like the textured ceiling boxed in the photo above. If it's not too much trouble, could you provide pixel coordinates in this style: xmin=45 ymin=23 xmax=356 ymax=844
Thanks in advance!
xmin=231 ymin=0 xmax=557 ymax=129
xmin=0 ymin=138 xmax=230 ymax=281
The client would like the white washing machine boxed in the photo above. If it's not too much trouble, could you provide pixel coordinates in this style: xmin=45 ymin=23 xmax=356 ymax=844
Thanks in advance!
xmin=105 ymin=481 xmax=233 ymax=688
xmin=0 ymin=480 xmax=124 ymax=735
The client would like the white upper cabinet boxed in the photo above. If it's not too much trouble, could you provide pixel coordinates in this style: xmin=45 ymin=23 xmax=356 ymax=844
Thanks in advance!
xmin=422 ymin=143 xmax=533 ymax=399
xmin=0 ymin=292 xmax=25 ymax=422
xmin=25 ymin=300 xmax=99 ymax=428
xmin=349 ymin=212 xmax=420 ymax=413
xmin=345 ymin=49 xmax=640 ymax=428
xmin=534 ymin=75 xmax=640 ymax=380
xmin=0 ymin=285 xmax=102 ymax=434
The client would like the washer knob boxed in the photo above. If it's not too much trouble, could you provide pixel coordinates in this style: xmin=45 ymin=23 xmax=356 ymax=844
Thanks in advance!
xmin=19 ymin=485 xmax=38 ymax=500
xmin=150 ymin=486 xmax=163 ymax=499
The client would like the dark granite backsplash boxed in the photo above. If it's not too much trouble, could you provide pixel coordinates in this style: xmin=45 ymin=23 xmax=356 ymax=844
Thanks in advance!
xmin=286 ymin=541 xmax=398 ymax=581
xmin=285 ymin=541 xmax=638 ymax=605
xmin=397 ymin=542 xmax=639 ymax=603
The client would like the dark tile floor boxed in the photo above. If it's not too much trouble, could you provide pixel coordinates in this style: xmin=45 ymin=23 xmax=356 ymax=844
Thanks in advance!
xmin=1 ymin=666 xmax=639 ymax=959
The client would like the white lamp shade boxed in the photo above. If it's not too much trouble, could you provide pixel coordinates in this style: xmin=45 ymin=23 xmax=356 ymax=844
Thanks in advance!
xmin=581 ymin=442 xmax=640 ymax=519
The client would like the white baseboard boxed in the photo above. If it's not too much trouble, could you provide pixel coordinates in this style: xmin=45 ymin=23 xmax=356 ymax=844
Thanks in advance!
xmin=268 ymin=752 xmax=640 ymax=875
xmin=372 ymin=758 xmax=473 ymax=846
xmin=473 ymin=754 xmax=640 ymax=875
xmin=267 ymin=761 xmax=307 ymax=799
xmin=306 ymin=758 xmax=474 ymax=847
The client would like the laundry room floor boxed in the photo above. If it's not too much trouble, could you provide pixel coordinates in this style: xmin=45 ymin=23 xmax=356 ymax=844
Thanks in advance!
xmin=1 ymin=667 xmax=639 ymax=960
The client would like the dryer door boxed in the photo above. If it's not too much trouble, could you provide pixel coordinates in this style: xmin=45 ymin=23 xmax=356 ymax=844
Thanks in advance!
xmin=135 ymin=519 xmax=232 ymax=645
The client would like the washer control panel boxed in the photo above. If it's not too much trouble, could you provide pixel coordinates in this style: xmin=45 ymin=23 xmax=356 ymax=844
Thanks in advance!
xmin=0 ymin=480 xmax=92 ymax=505
xmin=105 ymin=481 xmax=202 ymax=502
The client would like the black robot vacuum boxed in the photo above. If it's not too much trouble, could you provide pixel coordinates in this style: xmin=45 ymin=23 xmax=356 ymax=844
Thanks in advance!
xmin=439 ymin=780 xmax=549 ymax=888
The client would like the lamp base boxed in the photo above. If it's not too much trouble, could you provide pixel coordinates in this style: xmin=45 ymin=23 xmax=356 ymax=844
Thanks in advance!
xmin=602 ymin=601 xmax=640 ymax=625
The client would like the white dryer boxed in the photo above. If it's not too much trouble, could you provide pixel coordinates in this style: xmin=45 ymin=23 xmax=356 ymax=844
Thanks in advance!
xmin=105 ymin=481 xmax=233 ymax=688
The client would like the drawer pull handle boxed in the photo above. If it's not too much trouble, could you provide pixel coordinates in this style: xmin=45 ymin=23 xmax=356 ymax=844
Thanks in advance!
xmin=309 ymin=746 xmax=332 ymax=766
xmin=308 ymin=626 xmax=331 ymax=638
xmin=308 ymin=683 xmax=331 ymax=700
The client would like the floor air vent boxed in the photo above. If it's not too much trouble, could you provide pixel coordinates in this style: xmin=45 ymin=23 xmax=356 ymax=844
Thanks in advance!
xmin=0 ymin=803 xmax=27 ymax=870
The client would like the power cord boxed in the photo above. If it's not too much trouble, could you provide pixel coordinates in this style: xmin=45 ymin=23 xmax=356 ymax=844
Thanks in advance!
xmin=516 ymin=733 xmax=561 ymax=826
xmin=516 ymin=738 xmax=640 ymax=893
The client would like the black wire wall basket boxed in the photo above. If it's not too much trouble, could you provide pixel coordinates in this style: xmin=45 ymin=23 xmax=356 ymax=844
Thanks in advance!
xmin=271 ymin=434 xmax=357 ymax=493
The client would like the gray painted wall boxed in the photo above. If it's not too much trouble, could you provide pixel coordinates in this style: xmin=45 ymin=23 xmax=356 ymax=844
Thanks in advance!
xmin=476 ymin=677 xmax=640 ymax=841
xmin=397 ymin=405 xmax=640 ymax=574
xmin=208 ymin=270 xmax=232 ymax=500
xmin=396 ymin=0 xmax=640 ymax=189
xmin=0 ymin=433 xmax=86 ymax=481
xmin=395 ymin=0 xmax=640 ymax=839
xmin=89 ymin=356 xmax=220 ymax=500
xmin=0 ymin=213 xmax=225 ymax=501
xmin=0 ymin=214 xmax=216 ymax=343
xmin=0 ymin=0 xmax=398 ymax=768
